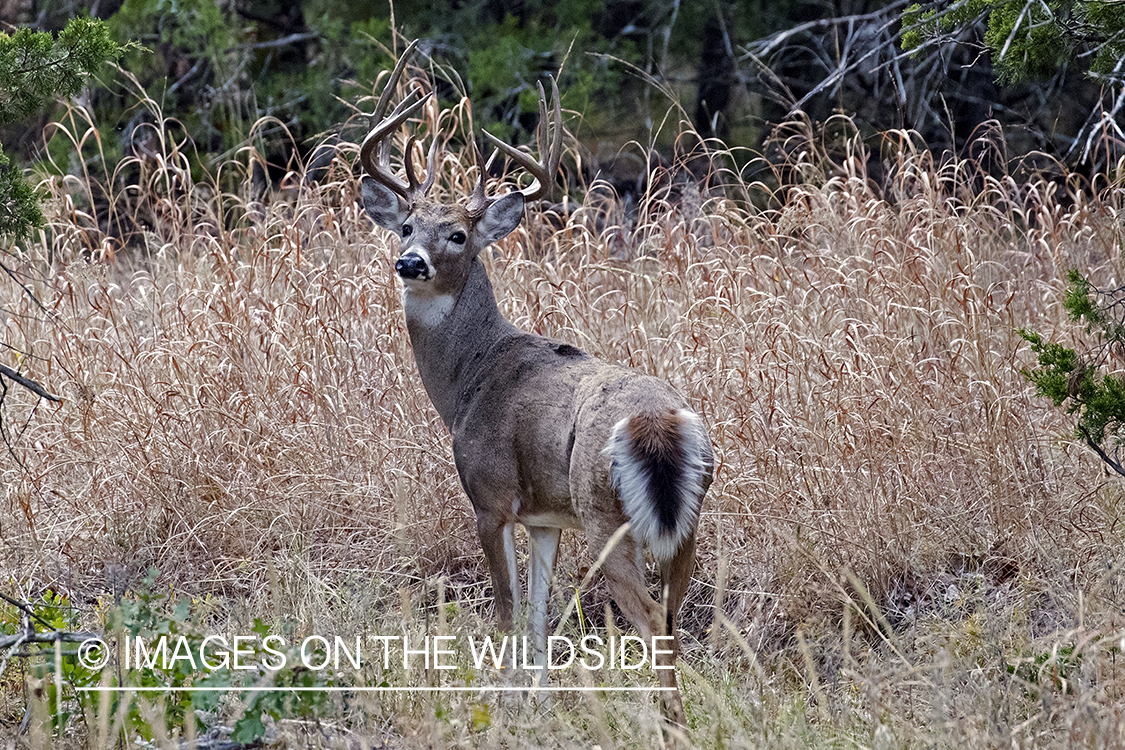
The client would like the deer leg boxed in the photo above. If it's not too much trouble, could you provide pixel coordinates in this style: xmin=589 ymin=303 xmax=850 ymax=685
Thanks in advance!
xmin=528 ymin=525 xmax=561 ymax=684
xmin=586 ymin=526 xmax=686 ymax=728
xmin=661 ymin=534 xmax=697 ymax=659
xmin=568 ymin=420 xmax=687 ymax=732
xmin=476 ymin=513 xmax=519 ymax=631
xmin=504 ymin=523 xmax=520 ymax=619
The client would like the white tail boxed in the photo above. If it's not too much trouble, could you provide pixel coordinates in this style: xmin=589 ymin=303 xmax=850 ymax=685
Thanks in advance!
xmin=606 ymin=409 xmax=710 ymax=562
xmin=358 ymin=41 xmax=713 ymax=735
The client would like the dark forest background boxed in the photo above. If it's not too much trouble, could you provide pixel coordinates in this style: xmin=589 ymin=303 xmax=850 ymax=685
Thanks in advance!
xmin=1 ymin=0 xmax=1122 ymax=197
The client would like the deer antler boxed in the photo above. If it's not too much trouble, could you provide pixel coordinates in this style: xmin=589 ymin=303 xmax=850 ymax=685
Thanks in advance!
xmin=468 ymin=77 xmax=564 ymax=216
xmin=360 ymin=39 xmax=440 ymax=204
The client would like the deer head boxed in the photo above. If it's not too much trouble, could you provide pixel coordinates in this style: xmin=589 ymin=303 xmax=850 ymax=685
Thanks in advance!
xmin=359 ymin=40 xmax=562 ymax=304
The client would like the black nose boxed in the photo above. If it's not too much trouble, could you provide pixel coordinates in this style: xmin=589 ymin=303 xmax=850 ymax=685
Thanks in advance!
xmin=395 ymin=254 xmax=428 ymax=280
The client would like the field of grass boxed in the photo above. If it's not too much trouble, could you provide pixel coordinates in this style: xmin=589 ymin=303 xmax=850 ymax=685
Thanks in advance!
xmin=2 ymin=92 xmax=1125 ymax=748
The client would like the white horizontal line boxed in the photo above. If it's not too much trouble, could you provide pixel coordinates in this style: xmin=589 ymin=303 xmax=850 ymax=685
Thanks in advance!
xmin=76 ymin=686 xmax=674 ymax=693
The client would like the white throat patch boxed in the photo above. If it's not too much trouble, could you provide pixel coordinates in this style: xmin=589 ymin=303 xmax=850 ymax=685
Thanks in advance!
xmin=403 ymin=289 xmax=455 ymax=328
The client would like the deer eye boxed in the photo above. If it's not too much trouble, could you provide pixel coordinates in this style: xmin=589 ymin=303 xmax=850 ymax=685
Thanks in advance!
xmin=449 ymin=231 xmax=467 ymax=244
xmin=402 ymin=224 xmax=413 ymax=237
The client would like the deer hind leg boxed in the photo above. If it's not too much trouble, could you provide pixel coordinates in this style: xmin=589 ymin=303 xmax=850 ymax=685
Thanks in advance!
xmin=661 ymin=533 xmax=696 ymax=660
xmin=584 ymin=522 xmax=686 ymax=728
xmin=476 ymin=512 xmax=520 ymax=631
xmin=528 ymin=525 xmax=561 ymax=684
xmin=569 ymin=421 xmax=687 ymax=730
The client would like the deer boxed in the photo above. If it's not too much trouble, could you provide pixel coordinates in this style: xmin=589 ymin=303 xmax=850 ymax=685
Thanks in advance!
xmin=358 ymin=41 xmax=713 ymax=729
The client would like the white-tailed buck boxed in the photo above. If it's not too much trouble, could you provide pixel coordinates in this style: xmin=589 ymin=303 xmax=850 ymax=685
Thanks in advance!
xmin=359 ymin=41 xmax=713 ymax=727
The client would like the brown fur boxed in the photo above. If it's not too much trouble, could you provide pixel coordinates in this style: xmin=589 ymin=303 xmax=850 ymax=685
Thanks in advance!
xmin=627 ymin=409 xmax=686 ymax=465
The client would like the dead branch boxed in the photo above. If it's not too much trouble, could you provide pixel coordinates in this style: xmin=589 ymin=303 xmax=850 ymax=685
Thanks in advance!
xmin=0 ymin=363 xmax=60 ymax=402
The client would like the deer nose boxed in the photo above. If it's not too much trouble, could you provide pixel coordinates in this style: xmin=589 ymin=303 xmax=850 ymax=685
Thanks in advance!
xmin=395 ymin=253 xmax=429 ymax=280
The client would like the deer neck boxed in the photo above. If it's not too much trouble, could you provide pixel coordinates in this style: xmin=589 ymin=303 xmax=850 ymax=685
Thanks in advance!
xmin=403 ymin=257 xmax=517 ymax=428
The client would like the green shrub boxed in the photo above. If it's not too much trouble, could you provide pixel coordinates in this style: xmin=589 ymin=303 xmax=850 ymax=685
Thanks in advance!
xmin=1021 ymin=269 xmax=1125 ymax=476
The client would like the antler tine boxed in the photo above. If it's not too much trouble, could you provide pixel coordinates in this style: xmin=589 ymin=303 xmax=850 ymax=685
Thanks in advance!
xmin=372 ymin=38 xmax=421 ymax=123
xmin=544 ymin=76 xmax=564 ymax=183
xmin=402 ymin=132 xmax=441 ymax=202
xmin=360 ymin=92 xmax=431 ymax=197
xmin=416 ymin=135 xmax=440 ymax=198
xmin=535 ymin=81 xmax=550 ymax=164
xmin=404 ymin=135 xmax=421 ymax=195
xmin=360 ymin=39 xmax=440 ymax=202
xmin=479 ymin=76 xmax=564 ymax=203
xmin=465 ymin=145 xmax=498 ymax=217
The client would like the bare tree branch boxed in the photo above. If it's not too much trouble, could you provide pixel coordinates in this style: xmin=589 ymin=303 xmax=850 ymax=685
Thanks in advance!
xmin=0 ymin=629 xmax=97 ymax=650
xmin=1085 ymin=434 xmax=1125 ymax=478
xmin=0 ymin=592 xmax=55 ymax=629
xmin=0 ymin=257 xmax=48 ymax=314
xmin=0 ymin=363 xmax=60 ymax=402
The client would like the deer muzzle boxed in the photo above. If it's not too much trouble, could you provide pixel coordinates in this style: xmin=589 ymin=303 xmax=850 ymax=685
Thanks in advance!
xmin=395 ymin=253 xmax=429 ymax=280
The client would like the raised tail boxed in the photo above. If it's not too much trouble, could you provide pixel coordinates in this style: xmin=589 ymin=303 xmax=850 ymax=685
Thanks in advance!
xmin=605 ymin=408 xmax=711 ymax=561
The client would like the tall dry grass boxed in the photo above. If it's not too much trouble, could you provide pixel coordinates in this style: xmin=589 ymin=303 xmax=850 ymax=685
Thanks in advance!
xmin=3 ymin=89 xmax=1125 ymax=747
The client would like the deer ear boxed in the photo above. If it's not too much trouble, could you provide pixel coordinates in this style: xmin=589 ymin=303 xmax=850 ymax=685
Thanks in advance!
xmin=474 ymin=192 xmax=525 ymax=249
xmin=361 ymin=177 xmax=410 ymax=234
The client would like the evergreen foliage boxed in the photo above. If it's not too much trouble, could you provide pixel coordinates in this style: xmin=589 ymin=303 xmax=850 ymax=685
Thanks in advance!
xmin=1020 ymin=270 xmax=1125 ymax=477
xmin=903 ymin=0 xmax=1125 ymax=83
xmin=0 ymin=17 xmax=121 ymax=240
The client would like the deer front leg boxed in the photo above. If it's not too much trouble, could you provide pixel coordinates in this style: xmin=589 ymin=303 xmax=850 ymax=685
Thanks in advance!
xmin=476 ymin=513 xmax=520 ymax=631
xmin=528 ymin=525 xmax=561 ymax=684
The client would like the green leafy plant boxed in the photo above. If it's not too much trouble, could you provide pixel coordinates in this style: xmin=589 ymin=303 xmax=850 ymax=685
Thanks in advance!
xmin=1020 ymin=269 xmax=1125 ymax=476
xmin=1007 ymin=643 xmax=1081 ymax=694
xmin=229 ymin=618 xmax=337 ymax=744
xmin=0 ymin=589 xmax=101 ymax=735
xmin=108 ymin=571 xmax=337 ymax=744
xmin=2 ymin=571 xmax=339 ymax=745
